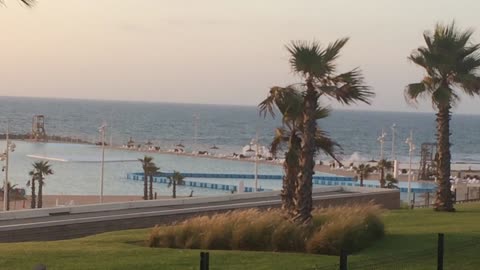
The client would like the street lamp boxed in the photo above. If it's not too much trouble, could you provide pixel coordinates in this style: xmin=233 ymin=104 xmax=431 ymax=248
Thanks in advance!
xmin=2 ymin=123 xmax=16 ymax=211
xmin=405 ymin=130 xmax=416 ymax=205
xmin=98 ymin=122 xmax=107 ymax=204
xmin=193 ymin=113 xmax=200 ymax=146
xmin=391 ymin=123 xmax=397 ymax=161
xmin=377 ymin=129 xmax=387 ymax=160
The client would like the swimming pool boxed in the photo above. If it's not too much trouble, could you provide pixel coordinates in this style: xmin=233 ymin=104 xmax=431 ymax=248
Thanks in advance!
xmin=4 ymin=141 xmax=436 ymax=199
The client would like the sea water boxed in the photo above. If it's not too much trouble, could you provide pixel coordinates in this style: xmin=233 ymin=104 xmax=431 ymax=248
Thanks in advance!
xmin=1 ymin=96 xmax=480 ymax=165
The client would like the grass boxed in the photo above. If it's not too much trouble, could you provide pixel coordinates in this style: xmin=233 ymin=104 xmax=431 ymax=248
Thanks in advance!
xmin=0 ymin=203 xmax=479 ymax=270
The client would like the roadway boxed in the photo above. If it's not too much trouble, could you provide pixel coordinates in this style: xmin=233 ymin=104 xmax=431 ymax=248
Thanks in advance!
xmin=0 ymin=189 xmax=355 ymax=242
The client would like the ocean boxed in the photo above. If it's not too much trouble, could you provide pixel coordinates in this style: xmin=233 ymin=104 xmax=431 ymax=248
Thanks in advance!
xmin=1 ymin=96 xmax=479 ymax=165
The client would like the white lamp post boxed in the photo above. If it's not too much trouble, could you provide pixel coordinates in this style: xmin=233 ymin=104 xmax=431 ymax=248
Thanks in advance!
xmin=377 ymin=129 xmax=387 ymax=160
xmin=391 ymin=123 xmax=396 ymax=161
xmin=2 ymin=122 xmax=16 ymax=211
xmin=193 ymin=113 xmax=200 ymax=146
xmin=252 ymin=134 xmax=259 ymax=192
xmin=98 ymin=122 xmax=107 ymax=203
xmin=405 ymin=130 xmax=416 ymax=205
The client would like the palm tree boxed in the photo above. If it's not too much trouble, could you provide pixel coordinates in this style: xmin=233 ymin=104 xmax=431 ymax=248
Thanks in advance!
xmin=283 ymin=39 xmax=374 ymax=224
xmin=167 ymin=171 xmax=185 ymax=199
xmin=5 ymin=182 xmax=17 ymax=211
xmin=32 ymin=161 xmax=53 ymax=209
xmin=385 ymin=173 xmax=399 ymax=189
xmin=259 ymin=87 xmax=340 ymax=218
xmin=405 ymin=22 xmax=480 ymax=212
xmin=148 ymin=164 xmax=160 ymax=200
xmin=353 ymin=163 xmax=375 ymax=187
xmin=377 ymin=159 xmax=393 ymax=188
xmin=138 ymin=156 xmax=154 ymax=200
xmin=26 ymin=170 xmax=37 ymax=209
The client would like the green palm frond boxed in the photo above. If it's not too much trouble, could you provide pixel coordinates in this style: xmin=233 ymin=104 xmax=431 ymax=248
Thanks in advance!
xmin=259 ymin=86 xmax=303 ymax=120
xmin=315 ymin=106 xmax=331 ymax=120
xmin=323 ymin=38 xmax=349 ymax=65
xmin=32 ymin=161 xmax=54 ymax=177
xmin=314 ymin=129 xmax=341 ymax=165
xmin=407 ymin=21 xmax=480 ymax=108
xmin=286 ymin=41 xmax=326 ymax=78
xmin=270 ymin=128 xmax=288 ymax=157
xmin=319 ymin=68 xmax=374 ymax=105
xmin=168 ymin=171 xmax=185 ymax=188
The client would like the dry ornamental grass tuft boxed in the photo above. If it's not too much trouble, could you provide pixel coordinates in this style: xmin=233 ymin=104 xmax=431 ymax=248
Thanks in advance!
xmin=149 ymin=203 xmax=384 ymax=255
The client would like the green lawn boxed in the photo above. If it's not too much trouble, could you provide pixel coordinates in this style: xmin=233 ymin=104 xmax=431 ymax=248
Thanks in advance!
xmin=1 ymin=203 xmax=480 ymax=270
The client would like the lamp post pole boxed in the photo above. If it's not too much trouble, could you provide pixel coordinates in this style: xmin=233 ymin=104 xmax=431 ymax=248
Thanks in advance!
xmin=377 ymin=129 xmax=386 ymax=161
xmin=99 ymin=122 xmax=106 ymax=204
xmin=193 ymin=114 xmax=199 ymax=146
xmin=3 ymin=122 xmax=15 ymax=212
xmin=3 ymin=123 xmax=9 ymax=211
xmin=391 ymin=124 xmax=396 ymax=161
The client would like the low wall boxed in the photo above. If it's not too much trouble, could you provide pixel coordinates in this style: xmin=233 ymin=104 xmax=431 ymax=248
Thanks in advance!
xmin=0 ymin=187 xmax=399 ymax=243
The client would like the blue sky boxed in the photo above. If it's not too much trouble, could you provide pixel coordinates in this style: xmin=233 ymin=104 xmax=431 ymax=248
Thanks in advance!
xmin=1 ymin=0 xmax=480 ymax=113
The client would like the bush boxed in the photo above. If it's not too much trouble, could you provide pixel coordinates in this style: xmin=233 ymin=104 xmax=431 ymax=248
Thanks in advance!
xmin=306 ymin=204 xmax=384 ymax=255
xmin=148 ymin=203 xmax=384 ymax=255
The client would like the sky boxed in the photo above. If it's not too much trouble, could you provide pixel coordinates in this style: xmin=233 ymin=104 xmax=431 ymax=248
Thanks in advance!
xmin=2 ymin=0 xmax=480 ymax=113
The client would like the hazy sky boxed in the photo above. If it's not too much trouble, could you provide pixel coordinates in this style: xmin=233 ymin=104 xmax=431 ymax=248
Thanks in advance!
xmin=2 ymin=0 xmax=480 ymax=113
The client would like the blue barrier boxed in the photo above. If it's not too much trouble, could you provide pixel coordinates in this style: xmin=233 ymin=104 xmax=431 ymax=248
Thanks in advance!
xmin=127 ymin=173 xmax=270 ymax=193
xmin=127 ymin=172 xmax=353 ymax=181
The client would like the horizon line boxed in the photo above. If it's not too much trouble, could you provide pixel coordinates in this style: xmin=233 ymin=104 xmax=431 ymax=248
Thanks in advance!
xmin=1 ymin=95 xmax=478 ymax=116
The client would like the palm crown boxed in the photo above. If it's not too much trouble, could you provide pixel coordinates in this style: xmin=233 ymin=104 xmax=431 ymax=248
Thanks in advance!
xmin=405 ymin=22 xmax=480 ymax=107
xmin=259 ymin=86 xmax=340 ymax=162
xmin=286 ymin=39 xmax=374 ymax=104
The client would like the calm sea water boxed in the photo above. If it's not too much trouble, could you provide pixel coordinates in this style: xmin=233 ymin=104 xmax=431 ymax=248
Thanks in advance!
xmin=1 ymin=96 xmax=479 ymax=164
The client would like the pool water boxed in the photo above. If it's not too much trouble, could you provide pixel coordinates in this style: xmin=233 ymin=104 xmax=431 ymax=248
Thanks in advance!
xmin=4 ymin=141 xmax=436 ymax=199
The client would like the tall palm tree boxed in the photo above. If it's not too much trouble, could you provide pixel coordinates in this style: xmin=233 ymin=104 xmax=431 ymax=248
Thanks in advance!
xmin=26 ymin=170 xmax=37 ymax=209
xmin=284 ymin=39 xmax=374 ymax=224
xmin=32 ymin=161 xmax=53 ymax=209
xmin=138 ymin=156 xmax=154 ymax=200
xmin=353 ymin=163 xmax=375 ymax=187
xmin=259 ymin=87 xmax=340 ymax=218
xmin=405 ymin=22 xmax=480 ymax=212
xmin=148 ymin=164 xmax=160 ymax=200
xmin=167 ymin=171 xmax=185 ymax=199
xmin=5 ymin=182 xmax=17 ymax=211
xmin=377 ymin=159 xmax=393 ymax=188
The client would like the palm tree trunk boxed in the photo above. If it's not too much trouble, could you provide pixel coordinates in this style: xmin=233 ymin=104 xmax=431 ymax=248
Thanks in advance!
xmin=30 ymin=178 xmax=36 ymax=209
xmin=143 ymin=170 xmax=148 ymax=200
xmin=37 ymin=179 xmax=43 ymax=209
xmin=295 ymin=79 xmax=317 ymax=225
xmin=435 ymin=104 xmax=455 ymax=211
xmin=380 ymin=167 xmax=385 ymax=188
xmin=281 ymin=133 xmax=299 ymax=218
xmin=173 ymin=181 xmax=176 ymax=199
xmin=149 ymin=175 xmax=153 ymax=200
xmin=360 ymin=175 xmax=364 ymax=187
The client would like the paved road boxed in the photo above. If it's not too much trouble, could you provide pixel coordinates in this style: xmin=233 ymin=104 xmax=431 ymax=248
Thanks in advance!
xmin=0 ymin=190 xmax=345 ymax=230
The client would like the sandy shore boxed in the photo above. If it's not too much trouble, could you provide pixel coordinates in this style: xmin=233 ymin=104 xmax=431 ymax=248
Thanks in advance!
xmin=1 ymin=195 xmax=177 ymax=211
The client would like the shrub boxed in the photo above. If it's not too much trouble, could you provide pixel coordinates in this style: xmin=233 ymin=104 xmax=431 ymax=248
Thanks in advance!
xmin=271 ymin=222 xmax=307 ymax=252
xmin=307 ymin=204 xmax=384 ymax=255
xmin=148 ymin=203 xmax=385 ymax=255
